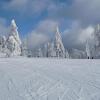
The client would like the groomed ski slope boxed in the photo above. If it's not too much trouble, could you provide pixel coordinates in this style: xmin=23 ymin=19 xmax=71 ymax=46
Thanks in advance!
xmin=0 ymin=58 xmax=100 ymax=100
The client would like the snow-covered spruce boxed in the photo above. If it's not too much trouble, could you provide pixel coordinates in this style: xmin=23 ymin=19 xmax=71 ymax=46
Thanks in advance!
xmin=6 ymin=19 xmax=22 ymax=57
xmin=85 ymin=24 xmax=100 ymax=59
xmin=86 ymin=40 xmax=91 ymax=59
xmin=54 ymin=26 xmax=65 ymax=58
xmin=37 ymin=48 xmax=43 ymax=57
xmin=47 ymin=42 xmax=55 ymax=57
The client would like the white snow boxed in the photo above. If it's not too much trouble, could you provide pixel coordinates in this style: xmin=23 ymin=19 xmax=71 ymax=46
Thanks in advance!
xmin=0 ymin=58 xmax=100 ymax=100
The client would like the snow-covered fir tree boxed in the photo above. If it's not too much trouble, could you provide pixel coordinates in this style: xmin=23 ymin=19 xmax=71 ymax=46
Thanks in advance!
xmin=94 ymin=24 xmax=100 ymax=47
xmin=47 ymin=42 xmax=54 ymax=57
xmin=50 ymin=42 xmax=56 ymax=57
xmin=93 ymin=24 xmax=100 ymax=58
xmin=54 ymin=26 xmax=65 ymax=58
xmin=6 ymin=19 xmax=22 ymax=57
xmin=65 ymin=49 xmax=69 ymax=58
xmin=37 ymin=48 xmax=43 ymax=57
xmin=86 ymin=40 xmax=91 ymax=59
xmin=21 ymin=38 xmax=28 ymax=56
xmin=42 ymin=44 xmax=48 ymax=57
xmin=0 ymin=36 xmax=6 ymax=52
xmin=21 ymin=44 xmax=28 ymax=57
xmin=47 ymin=42 xmax=51 ymax=57
xmin=85 ymin=24 xmax=100 ymax=59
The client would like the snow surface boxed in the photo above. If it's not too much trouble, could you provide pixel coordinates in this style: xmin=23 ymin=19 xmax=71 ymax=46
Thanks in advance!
xmin=0 ymin=58 xmax=100 ymax=100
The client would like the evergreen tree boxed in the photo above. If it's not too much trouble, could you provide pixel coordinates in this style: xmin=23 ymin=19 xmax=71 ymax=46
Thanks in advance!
xmin=43 ymin=44 xmax=48 ymax=57
xmin=86 ymin=40 xmax=91 ymax=59
xmin=6 ymin=19 xmax=22 ymax=56
xmin=0 ymin=35 xmax=6 ymax=54
xmin=21 ymin=38 xmax=28 ymax=56
xmin=54 ymin=26 xmax=65 ymax=58
xmin=94 ymin=24 xmax=100 ymax=47
xmin=65 ymin=49 xmax=69 ymax=58
xmin=47 ymin=42 xmax=52 ymax=57
xmin=37 ymin=48 xmax=43 ymax=57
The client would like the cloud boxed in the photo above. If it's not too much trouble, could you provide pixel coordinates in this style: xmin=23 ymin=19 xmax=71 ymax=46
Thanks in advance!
xmin=0 ymin=17 xmax=10 ymax=36
xmin=36 ymin=19 xmax=58 ymax=35
xmin=27 ymin=32 xmax=49 ymax=49
xmin=3 ymin=0 xmax=52 ymax=15
xmin=63 ymin=21 xmax=94 ymax=49
xmin=25 ymin=19 xmax=95 ymax=50
xmin=2 ymin=0 xmax=100 ymax=25
xmin=4 ymin=0 xmax=28 ymax=12
xmin=47 ymin=2 xmax=68 ymax=19
xmin=69 ymin=0 xmax=100 ymax=25
xmin=26 ymin=19 xmax=58 ymax=49
xmin=47 ymin=0 xmax=100 ymax=26
xmin=1 ymin=0 xmax=99 ymax=50
xmin=78 ymin=26 xmax=94 ymax=44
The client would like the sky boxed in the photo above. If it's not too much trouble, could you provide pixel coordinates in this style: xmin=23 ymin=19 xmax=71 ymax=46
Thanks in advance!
xmin=0 ymin=0 xmax=100 ymax=49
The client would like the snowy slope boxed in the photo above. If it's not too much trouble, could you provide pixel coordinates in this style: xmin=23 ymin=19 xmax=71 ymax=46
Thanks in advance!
xmin=0 ymin=58 xmax=100 ymax=100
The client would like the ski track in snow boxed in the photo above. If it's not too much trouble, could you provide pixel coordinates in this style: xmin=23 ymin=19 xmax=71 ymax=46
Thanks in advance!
xmin=0 ymin=58 xmax=100 ymax=100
